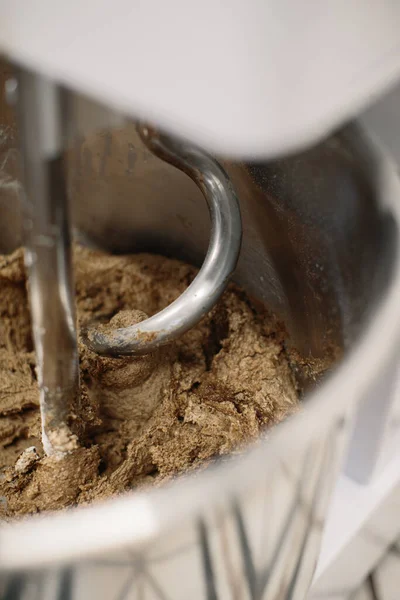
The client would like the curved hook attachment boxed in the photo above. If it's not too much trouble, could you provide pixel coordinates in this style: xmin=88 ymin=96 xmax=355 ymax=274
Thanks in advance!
xmin=82 ymin=124 xmax=242 ymax=357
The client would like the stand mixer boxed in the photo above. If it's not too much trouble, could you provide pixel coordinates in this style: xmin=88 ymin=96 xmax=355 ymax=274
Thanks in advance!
xmin=1 ymin=2 xmax=400 ymax=600
xmin=1 ymin=0 xmax=400 ymax=459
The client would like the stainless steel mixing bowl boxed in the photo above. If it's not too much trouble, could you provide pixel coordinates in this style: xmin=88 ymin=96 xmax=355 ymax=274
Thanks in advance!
xmin=0 ymin=119 xmax=399 ymax=600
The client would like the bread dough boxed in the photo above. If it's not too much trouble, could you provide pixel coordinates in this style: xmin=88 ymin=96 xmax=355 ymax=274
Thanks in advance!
xmin=0 ymin=246 xmax=298 ymax=518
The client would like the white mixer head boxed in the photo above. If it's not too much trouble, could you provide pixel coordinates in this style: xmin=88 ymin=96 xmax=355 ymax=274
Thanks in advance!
xmin=1 ymin=0 xmax=400 ymax=158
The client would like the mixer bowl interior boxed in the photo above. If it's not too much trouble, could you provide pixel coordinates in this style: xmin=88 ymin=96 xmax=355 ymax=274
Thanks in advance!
xmin=0 ymin=118 xmax=397 ymax=390
xmin=64 ymin=122 xmax=397 ymax=389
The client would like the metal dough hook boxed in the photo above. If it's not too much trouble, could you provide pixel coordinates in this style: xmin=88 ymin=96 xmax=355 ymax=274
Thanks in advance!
xmin=82 ymin=124 xmax=242 ymax=357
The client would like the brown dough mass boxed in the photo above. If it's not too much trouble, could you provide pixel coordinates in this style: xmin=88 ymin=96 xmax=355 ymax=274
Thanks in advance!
xmin=0 ymin=245 xmax=299 ymax=518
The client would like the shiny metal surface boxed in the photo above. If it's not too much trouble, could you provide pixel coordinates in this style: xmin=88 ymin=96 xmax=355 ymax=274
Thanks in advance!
xmin=16 ymin=71 xmax=79 ymax=457
xmin=83 ymin=124 xmax=242 ymax=356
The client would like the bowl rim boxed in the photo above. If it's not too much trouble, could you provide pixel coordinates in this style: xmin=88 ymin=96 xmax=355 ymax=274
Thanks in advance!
xmin=1 ymin=124 xmax=400 ymax=571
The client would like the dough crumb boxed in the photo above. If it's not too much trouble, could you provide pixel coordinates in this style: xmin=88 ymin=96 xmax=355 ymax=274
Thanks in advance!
xmin=14 ymin=446 xmax=40 ymax=474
